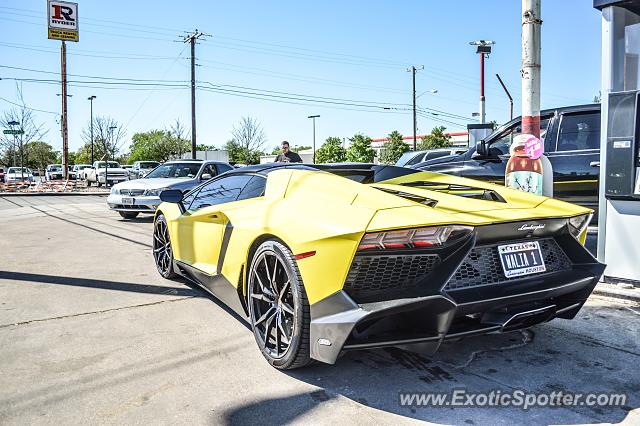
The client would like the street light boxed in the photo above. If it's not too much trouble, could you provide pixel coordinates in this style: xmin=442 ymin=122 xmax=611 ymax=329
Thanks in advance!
xmin=416 ymin=89 xmax=438 ymax=98
xmin=88 ymin=96 xmax=96 ymax=165
xmin=469 ymin=40 xmax=495 ymax=124
xmin=307 ymin=115 xmax=320 ymax=163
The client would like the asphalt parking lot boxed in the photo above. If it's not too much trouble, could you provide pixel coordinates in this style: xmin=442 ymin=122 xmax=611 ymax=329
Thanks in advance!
xmin=0 ymin=195 xmax=638 ymax=425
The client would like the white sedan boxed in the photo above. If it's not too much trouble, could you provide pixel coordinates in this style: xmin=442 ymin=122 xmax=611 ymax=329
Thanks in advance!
xmin=4 ymin=167 xmax=34 ymax=184
xmin=106 ymin=160 xmax=233 ymax=219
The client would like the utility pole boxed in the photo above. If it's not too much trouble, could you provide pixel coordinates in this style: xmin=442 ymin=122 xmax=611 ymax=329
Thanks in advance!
xmin=469 ymin=40 xmax=495 ymax=124
xmin=407 ymin=65 xmax=424 ymax=150
xmin=522 ymin=0 xmax=541 ymax=137
xmin=184 ymin=30 xmax=205 ymax=159
xmin=307 ymin=115 xmax=320 ymax=163
xmin=61 ymin=40 xmax=69 ymax=179
xmin=495 ymin=74 xmax=514 ymax=120
xmin=88 ymin=95 xmax=96 ymax=164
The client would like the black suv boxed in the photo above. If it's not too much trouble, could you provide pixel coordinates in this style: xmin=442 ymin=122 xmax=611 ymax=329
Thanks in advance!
xmin=412 ymin=104 xmax=601 ymax=217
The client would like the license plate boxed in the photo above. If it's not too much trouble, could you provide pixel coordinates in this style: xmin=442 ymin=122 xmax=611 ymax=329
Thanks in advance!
xmin=122 ymin=197 xmax=134 ymax=205
xmin=498 ymin=241 xmax=546 ymax=278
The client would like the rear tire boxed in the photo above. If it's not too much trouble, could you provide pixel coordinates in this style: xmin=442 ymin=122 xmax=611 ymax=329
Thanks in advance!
xmin=248 ymin=240 xmax=311 ymax=370
xmin=119 ymin=212 xmax=139 ymax=219
xmin=153 ymin=214 xmax=177 ymax=279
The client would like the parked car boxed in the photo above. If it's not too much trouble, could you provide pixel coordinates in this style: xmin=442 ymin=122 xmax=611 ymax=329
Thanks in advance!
xmin=152 ymin=162 xmax=603 ymax=369
xmin=396 ymin=148 xmax=468 ymax=167
xmin=85 ymin=161 xmax=129 ymax=187
xmin=122 ymin=165 xmax=133 ymax=179
xmin=107 ymin=160 xmax=233 ymax=219
xmin=412 ymin=104 xmax=601 ymax=218
xmin=0 ymin=167 xmax=5 ymax=182
xmin=4 ymin=167 xmax=34 ymax=183
xmin=130 ymin=161 xmax=160 ymax=179
xmin=45 ymin=164 xmax=64 ymax=181
xmin=72 ymin=164 xmax=92 ymax=180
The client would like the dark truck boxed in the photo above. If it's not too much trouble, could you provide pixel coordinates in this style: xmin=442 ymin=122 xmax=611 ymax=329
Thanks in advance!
xmin=412 ymin=104 xmax=601 ymax=218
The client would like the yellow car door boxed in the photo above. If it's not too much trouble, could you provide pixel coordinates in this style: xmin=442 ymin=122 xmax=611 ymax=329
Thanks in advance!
xmin=174 ymin=174 xmax=254 ymax=275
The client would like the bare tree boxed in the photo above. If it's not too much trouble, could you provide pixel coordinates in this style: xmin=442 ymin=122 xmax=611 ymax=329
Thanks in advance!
xmin=231 ymin=116 xmax=266 ymax=154
xmin=80 ymin=116 xmax=126 ymax=162
xmin=168 ymin=119 xmax=190 ymax=158
xmin=0 ymin=86 xmax=49 ymax=172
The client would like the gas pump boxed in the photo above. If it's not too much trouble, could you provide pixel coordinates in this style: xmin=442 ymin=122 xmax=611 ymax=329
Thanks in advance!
xmin=595 ymin=0 xmax=640 ymax=286
xmin=605 ymin=90 xmax=640 ymax=200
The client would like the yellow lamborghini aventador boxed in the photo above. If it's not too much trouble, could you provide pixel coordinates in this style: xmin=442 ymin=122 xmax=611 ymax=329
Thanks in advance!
xmin=152 ymin=163 xmax=604 ymax=370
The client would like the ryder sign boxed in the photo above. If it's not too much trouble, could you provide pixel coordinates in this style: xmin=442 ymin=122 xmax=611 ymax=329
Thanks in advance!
xmin=48 ymin=1 xmax=78 ymax=42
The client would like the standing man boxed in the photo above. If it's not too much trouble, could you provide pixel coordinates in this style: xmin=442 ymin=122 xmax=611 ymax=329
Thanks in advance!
xmin=274 ymin=141 xmax=303 ymax=163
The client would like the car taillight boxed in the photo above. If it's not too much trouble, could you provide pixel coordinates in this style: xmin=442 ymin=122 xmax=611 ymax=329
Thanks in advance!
xmin=357 ymin=225 xmax=473 ymax=251
xmin=568 ymin=213 xmax=592 ymax=240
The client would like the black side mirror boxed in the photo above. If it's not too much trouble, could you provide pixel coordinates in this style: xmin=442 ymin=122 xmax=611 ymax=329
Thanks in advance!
xmin=160 ymin=189 xmax=185 ymax=213
xmin=160 ymin=189 xmax=184 ymax=203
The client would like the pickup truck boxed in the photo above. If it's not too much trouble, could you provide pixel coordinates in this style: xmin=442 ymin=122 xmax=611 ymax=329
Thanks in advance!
xmin=412 ymin=103 xmax=601 ymax=219
xmin=86 ymin=161 xmax=129 ymax=187
xmin=130 ymin=161 xmax=160 ymax=180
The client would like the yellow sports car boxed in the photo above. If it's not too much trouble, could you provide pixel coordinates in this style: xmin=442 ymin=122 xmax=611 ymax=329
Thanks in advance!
xmin=153 ymin=163 xmax=604 ymax=370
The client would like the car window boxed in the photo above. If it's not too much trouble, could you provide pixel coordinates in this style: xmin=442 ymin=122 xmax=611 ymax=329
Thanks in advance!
xmin=200 ymin=164 xmax=218 ymax=179
xmin=237 ymin=176 xmax=266 ymax=201
xmin=216 ymin=163 xmax=233 ymax=174
xmin=405 ymin=153 xmax=426 ymax=166
xmin=189 ymin=175 xmax=253 ymax=211
xmin=424 ymin=151 xmax=450 ymax=161
xmin=556 ymin=112 xmax=600 ymax=152
xmin=146 ymin=163 xmax=200 ymax=179
xmin=489 ymin=117 xmax=551 ymax=155
xmin=396 ymin=151 xmax=418 ymax=167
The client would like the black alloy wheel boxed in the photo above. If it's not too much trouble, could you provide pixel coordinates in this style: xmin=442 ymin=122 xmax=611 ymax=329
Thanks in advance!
xmin=153 ymin=215 xmax=176 ymax=278
xmin=248 ymin=240 xmax=310 ymax=370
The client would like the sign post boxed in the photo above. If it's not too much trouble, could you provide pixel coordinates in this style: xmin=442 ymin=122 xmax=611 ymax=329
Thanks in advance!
xmin=48 ymin=1 xmax=78 ymax=179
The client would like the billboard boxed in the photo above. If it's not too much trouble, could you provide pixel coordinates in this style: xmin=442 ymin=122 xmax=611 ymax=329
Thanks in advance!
xmin=47 ymin=1 xmax=78 ymax=42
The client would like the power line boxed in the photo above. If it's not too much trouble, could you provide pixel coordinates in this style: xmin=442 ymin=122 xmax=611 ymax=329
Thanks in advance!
xmin=0 ymin=96 xmax=59 ymax=115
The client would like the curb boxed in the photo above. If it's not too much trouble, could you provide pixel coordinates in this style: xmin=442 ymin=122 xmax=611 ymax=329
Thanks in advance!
xmin=593 ymin=283 xmax=640 ymax=303
xmin=0 ymin=192 xmax=109 ymax=197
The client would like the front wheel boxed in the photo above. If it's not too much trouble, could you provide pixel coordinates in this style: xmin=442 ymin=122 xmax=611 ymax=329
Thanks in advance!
xmin=119 ymin=211 xmax=139 ymax=219
xmin=248 ymin=240 xmax=311 ymax=370
xmin=153 ymin=214 xmax=177 ymax=279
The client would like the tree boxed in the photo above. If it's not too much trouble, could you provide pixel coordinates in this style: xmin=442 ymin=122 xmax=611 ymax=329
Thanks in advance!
xmin=346 ymin=134 xmax=375 ymax=163
xmin=316 ymin=137 xmax=346 ymax=163
xmin=379 ymin=130 xmax=409 ymax=165
xmin=0 ymin=87 xmax=49 ymax=170
xmin=228 ymin=117 xmax=267 ymax=164
xmin=223 ymin=140 xmax=245 ymax=164
xmin=80 ymin=116 xmax=125 ymax=163
xmin=127 ymin=129 xmax=190 ymax=163
xmin=196 ymin=144 xmax=218 ymax=151
xmin=418 ymin=126 xmax=452 ymax=150
xmin=123 ymin=120 xmax=190 ymax=163
xmin=593 ymin=91 xmax=602 ymax=103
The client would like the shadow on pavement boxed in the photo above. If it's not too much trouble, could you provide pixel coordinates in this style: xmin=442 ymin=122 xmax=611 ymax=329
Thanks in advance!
xmin=0 ymin=271 xmax=200 ymax=298
xmin=221 ymin=390 xmax=335 ymax=425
